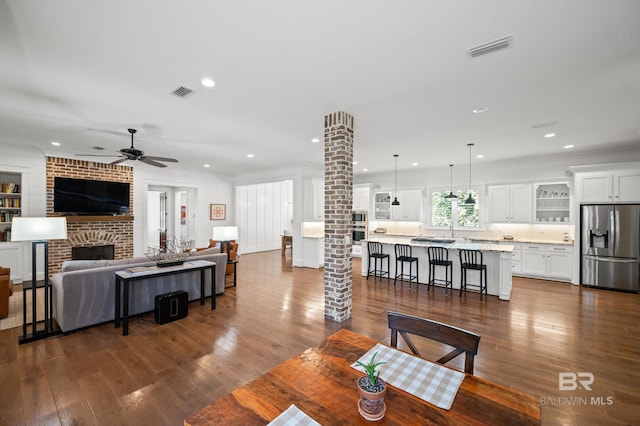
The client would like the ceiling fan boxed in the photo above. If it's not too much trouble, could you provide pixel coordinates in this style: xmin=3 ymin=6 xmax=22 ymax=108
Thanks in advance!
xmin=77 ymin=128 xmax=178 ymax=167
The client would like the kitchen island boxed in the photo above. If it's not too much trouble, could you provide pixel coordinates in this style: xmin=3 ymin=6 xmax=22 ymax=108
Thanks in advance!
xmin=362 ymin=237 xmax=514 ymax=300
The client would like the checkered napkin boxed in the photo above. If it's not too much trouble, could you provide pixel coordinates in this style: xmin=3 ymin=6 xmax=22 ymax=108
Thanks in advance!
xmin=268 ymin=404 xmax=321 ymax=426
xmin=352 ymin=343 xmax=465 ymax=410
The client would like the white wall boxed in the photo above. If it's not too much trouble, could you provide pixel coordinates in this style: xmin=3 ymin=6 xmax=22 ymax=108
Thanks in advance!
xmin=235 ymin=180 xmax=293 ymax=253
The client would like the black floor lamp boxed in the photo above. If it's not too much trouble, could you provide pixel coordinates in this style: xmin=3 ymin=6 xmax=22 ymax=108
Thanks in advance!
xmin=11 ymin=217 xmax=67 ymax=344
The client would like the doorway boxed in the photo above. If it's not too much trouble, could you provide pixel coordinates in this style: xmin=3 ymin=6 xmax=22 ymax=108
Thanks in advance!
xmin=147 ymin=186 xmax=197 ymax=253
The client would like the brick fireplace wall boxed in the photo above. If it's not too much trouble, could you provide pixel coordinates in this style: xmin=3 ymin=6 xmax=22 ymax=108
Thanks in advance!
xmin=46 ymin=157 xmax=134 ymax=275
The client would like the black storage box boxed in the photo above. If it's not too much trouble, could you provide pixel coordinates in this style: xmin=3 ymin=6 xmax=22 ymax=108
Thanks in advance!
xmin=154 ymin=291 xmax=188 ymax=324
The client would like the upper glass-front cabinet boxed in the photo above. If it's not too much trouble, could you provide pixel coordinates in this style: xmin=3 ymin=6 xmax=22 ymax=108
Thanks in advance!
xmin=534 ymin=182 xmax=570 ymax=223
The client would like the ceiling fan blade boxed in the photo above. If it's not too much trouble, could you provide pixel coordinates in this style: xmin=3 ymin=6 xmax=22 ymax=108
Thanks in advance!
xmin=139 ymin=157 xmax=167 ymax=167
xmin=141 ymin=155 xmax=178 ymax=163
xmin=110 ymin=157 xmax=130 ymax=165
xmin=75 ymin=154 xmax=123 ymax=157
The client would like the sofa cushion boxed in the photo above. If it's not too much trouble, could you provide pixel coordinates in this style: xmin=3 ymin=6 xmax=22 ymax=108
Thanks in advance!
xmin=193 ymin=247 xmax=221 ymax=255
xmin=62 ymin=260 xmax=114 ymax=272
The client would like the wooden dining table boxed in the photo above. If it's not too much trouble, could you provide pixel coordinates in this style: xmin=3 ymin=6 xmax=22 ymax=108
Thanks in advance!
xmin=184 ymin=329 xmax=541 ymax=425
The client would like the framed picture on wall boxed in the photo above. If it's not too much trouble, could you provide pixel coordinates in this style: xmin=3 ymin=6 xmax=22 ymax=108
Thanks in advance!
xmin=210 ymin=204 xmax=226 ymax=220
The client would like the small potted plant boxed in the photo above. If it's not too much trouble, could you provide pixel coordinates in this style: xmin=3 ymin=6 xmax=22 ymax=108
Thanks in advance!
xmin=355 ymin=351 xmax=387 ymax=420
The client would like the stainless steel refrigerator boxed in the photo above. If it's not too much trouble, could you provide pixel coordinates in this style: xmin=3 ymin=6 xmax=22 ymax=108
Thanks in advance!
xmin=581 ymin=204 xmax=640 ymax=292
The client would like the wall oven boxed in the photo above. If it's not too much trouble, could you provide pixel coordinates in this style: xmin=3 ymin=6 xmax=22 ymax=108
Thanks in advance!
xmin=352 ymin=211 xmax=367 ymax=243
xmin=352 ymin=212 xmax=367 ymax=223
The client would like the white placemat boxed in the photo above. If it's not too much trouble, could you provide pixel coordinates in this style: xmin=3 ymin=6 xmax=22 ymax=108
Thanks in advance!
xmin=268 ymin=404 xmax=321 ymax=426
xmin=352 ymin=343 xmax=465 ymax=410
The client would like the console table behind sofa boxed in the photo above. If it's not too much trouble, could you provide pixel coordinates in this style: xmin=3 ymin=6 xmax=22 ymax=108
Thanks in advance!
xmin=51 ymin=252 xmax=227 ymax=333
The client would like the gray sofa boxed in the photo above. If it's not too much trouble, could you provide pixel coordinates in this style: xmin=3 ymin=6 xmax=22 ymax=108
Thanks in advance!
xmin=51 ymin=249 xmax=227 ymax=333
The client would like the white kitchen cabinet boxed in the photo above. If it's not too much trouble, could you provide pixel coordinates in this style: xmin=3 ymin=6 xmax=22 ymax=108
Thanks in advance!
xmin=353 ymin=187 xmax=370 ymax=212
xmin=510 ymin=243 xmax=522 ymax=274
xmin=302 ymin=237 xmax=324 ymax=268
xmin=312 ymin=179 xmax=324 ymax=220
xmin=577 ymin=170 xmax=640 ymax=202
xmin=520 ymin=243 xmax=572 ymax=282
xmin=488 ymin=184 xmax=532 ymax=223
xmin=391 ymin=189 xmax=422 ymax=221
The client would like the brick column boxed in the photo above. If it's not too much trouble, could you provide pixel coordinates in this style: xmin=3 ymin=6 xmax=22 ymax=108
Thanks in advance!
xmin=324 ymin=111 xmax=353 ymax=322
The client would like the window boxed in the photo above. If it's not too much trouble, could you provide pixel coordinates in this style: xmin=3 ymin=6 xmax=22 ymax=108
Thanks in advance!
xmin=431 ymin=188 xmax=480 ymax=228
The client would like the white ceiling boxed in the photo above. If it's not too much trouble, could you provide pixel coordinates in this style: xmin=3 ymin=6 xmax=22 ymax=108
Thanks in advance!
xmin=1 ymin=0 xmax=639 ymax=176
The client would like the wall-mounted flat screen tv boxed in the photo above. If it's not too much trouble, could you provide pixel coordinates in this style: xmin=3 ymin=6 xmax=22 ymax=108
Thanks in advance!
xmin=54 ymin=177 xmax=130 ymax=215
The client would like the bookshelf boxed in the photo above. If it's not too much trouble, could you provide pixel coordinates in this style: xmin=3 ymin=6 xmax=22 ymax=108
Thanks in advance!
xmin=0 ymin=172 xmax=21 ymax=242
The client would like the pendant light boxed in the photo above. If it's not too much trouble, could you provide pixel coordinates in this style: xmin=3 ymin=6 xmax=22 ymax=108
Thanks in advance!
xmin=391 ymin=154 xmax=400 ymax=206
xmin=464 ymin=143 xmax=476 ymax=205
xmin=445 ymin=164 xmax=458 ymax=199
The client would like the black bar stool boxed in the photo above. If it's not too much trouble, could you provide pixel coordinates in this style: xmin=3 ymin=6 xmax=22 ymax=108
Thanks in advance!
xmin=427 ymin=246 xmax=453 ymax=294
xmin=393 ymin=244 xmax=419 ymax=288
xmin=459 ymin=249 xmax=488 ymax=300
xmin=367 ymin=241 xmax=389 ymax=282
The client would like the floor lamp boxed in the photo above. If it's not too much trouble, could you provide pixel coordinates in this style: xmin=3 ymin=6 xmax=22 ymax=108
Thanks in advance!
xmin=11 ymin=217 xmax=67 ymax=344
xmin=212 ymin=226 xmax=238 ymax=262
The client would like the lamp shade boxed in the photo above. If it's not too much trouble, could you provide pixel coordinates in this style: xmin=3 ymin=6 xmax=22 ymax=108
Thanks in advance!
xmin=212 ymin=225 xmax=238 ymax=241
xmin=11 ymin=217 xmax=68 ymax=241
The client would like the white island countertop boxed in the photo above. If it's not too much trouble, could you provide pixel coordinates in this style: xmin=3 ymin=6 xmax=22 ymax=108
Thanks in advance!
xmin=365 ymin=236 xmax=514 ymax=253
xmin=362 ymin=236 xmax=514 ymax=301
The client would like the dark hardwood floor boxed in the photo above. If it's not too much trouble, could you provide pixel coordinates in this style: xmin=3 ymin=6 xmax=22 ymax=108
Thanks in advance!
xmin=1 ymin=250 xmax=638 ymax=425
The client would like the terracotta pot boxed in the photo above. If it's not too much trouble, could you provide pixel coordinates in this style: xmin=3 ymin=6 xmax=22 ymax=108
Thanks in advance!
xmin=356 ymin=376 xmax=387 ymax=419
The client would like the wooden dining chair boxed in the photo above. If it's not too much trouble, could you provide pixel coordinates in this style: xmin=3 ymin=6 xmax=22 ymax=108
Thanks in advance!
xmin=387 ymin=311 xmax=481 ymax=375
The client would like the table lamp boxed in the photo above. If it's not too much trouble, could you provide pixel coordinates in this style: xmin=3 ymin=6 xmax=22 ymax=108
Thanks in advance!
xmin=212 ymin=226 xmax=238 ymax=261
xmin=11 ymin=217 xmax=67 ymax=343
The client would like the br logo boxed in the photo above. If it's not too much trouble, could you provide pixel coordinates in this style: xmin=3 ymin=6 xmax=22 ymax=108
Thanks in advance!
xmin=559 ymin=372 xmax=594 ymax=391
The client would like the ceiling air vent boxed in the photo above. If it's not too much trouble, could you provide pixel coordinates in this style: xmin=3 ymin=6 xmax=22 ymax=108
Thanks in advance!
xmin=170 ymin=86 xmax=195 ymax=98
xmin=467 ymin=34 xmax=513 ymax=58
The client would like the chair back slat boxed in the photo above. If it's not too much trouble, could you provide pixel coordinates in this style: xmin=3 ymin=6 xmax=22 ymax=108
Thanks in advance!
xmin=368 ymin=241 xmax=384 ymax=255
xmin=460 ymin=249 xmax=483 ymax=266
xmin=428 ymin=246 xmax=449 ymax=263
xmin=387 ymin=311 xmax=481 ymax=375
xmin=395 ymin=244 xmax=412 ymax=258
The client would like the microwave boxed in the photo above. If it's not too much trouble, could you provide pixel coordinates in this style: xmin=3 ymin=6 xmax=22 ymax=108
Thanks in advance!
xmin=352 ymin=212 xmax=367 ymax=222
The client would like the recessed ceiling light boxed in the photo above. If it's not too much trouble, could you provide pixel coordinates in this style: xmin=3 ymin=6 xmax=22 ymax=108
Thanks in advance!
xmin=564 ymin=144 xmax=574 ymax=149
xmin=247 ymin=154 xmax=255 ymax=158
xmin=412 ymin=162 xmax=418 ymax=166
xmin=544 ymin=133 xmax=556 ymax=138
xmin=311 ymin=138 xmax=320 ymax=143
xmin=476 ymin=154 xmax=484 ymax=159
xmin=472 ymin=106 xmax=488 ymax=114
xmin=352 ymin=161 xmax=358 ymax=165
xmin=204 ymin=164 xmax=210 ymax=168
xmin=201 ymin=78 xmax=215 ymax=88
xmin=51 ymin=141 xmax=60 ymax=146
xmin=363 ymin=168 xmax=368 ymax=172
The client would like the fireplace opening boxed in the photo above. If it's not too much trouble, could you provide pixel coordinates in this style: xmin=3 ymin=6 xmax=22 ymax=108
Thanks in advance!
xmin=72 ymin=245 xmax=115 ymax=260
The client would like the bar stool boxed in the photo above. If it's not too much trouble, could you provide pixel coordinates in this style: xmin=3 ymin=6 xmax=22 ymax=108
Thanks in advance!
xmin=459 ymin=249 xmax=488 ymax=300
xmin=427 ymin=246 xmax=453 ymax=294
xmin=393 ymin=244 xmax=419 ymax=288
xmin=367 ymin=241 xmax=390 ymax=282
